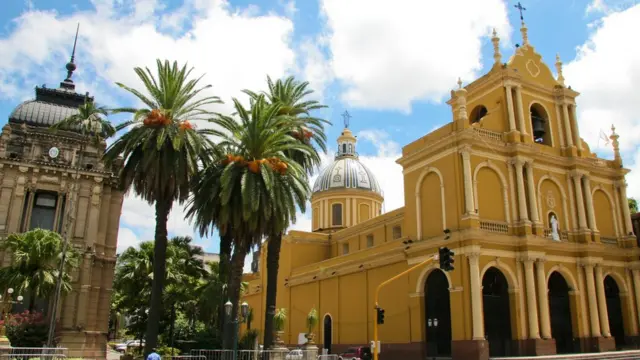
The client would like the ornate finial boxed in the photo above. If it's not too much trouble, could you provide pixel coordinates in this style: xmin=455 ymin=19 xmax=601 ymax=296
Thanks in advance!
xmin=555 ymin=53 xmax=565 ymax=86
xmin=455 ymin=78 xmax=468 ymax=121
xmin=520 ymin=21 xmax=529 ymax=46
xmin=60 ymin=23 xmax=80 ymax=90
xmin=610 ymin=124 xmax=622 ymax=164
xmin=341 ymin=110 xmax=351 ymax=128
xmin=491 ymin=28 xmax=501 ymax=65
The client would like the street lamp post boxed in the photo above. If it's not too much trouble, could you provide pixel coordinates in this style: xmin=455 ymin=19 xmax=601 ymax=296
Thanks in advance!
xmin=224 ymin=301 xmax=249 ymax=360
xmin=0 ymin=288 xmax=24 ymax=345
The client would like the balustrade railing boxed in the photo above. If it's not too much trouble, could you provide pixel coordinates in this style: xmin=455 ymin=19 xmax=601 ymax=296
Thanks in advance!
xmin=479 ymin=220 xmax=509 ymax=234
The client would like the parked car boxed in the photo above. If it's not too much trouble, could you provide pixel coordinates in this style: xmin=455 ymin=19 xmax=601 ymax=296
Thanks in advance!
xmin=115 ymin=340 xmax=145 ymax=353
xmin=338 ymin=346 xmax=372 ymax=360
xmin=285 ymin=349 xmax=303 ymax=360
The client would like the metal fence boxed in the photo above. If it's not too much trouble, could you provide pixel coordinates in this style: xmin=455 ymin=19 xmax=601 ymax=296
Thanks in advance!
xmin=190 ymin=349 xmax=325 ymax=360
xmin=0 ymin=348 xmax=67 ymax=360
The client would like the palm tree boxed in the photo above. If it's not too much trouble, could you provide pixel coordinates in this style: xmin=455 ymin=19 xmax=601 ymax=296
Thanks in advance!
xmin=104 ymin=59 xmax=222 ymax=355
xmin=188 ymin=95 xmax=311 ymax=348
xmin=47 ymin=99 xmax=117 ymax=345
xmin=245 ymin=76 xmax=329 ymax=348
xmin=0 ymin=228 xmax=80 ymax=311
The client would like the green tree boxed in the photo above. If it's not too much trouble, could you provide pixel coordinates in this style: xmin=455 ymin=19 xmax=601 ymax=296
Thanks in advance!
xmin=629 ymin=198 xmax=638 ymax=214
xmin=50 ymin=101 xmax=116 ymax=144
xmin=245 ymin=76 xmax=328 ymax=348
xmin=0 ymin=229 xmax=79 ymax=311
xmin=104 ymin=59 xmax=221 ymax=355
xmin=188 ymin=95 xmax=311 ymax=348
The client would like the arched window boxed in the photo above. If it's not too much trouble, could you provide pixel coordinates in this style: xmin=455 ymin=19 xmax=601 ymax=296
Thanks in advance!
xmin=469 ymin=105 xmax=488 ymax=124
xmin=342 ymin=143 xmax=346 ymax=153
xmin=530 ymin=104 xmax=551 ymax=145
xmin=332 ymin=203 xmax=343 ymax=226
xmin=348 ymin=144 xmax=352 ymax=153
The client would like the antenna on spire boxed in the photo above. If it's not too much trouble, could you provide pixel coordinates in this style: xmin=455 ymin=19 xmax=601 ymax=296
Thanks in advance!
xmin=61 ymin=23 xmax=80 ymax=90
xmin=341 ymin=110 xmax=352 ymax=128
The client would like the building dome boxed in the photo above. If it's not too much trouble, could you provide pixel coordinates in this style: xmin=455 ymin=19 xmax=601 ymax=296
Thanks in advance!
xmin=312 ymin=127 xmax=382 ymax=196
xmin=8 ymin=32 xmax=93 ymax=131
xmin=312 ymin=157 xmax=382 ymax=195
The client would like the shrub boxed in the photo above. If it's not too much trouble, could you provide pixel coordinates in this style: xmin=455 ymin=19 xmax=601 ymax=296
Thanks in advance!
xmin=1 ymin=310 xmax=48 ymax=347
xmin=156 ymin=346 xmax=181 ymax=356
xmin=239 ymin=329 xmax=259 ymax=350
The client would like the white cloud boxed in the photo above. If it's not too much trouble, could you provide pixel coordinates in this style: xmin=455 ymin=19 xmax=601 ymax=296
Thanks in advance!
xmin=0 ymin=0 xmax=296 ymax=117
xmin=0 ymin=0 xmax=302 ymax=252
xmin=564 ymin=4 xmax=640 ymax=198
xmin=116 ymin=227 xmax=141 ymax=253
xmin=357 ymin=130 xmax=404 ymax=212
xmin=316 ymin=0 xmax=512 ymax=112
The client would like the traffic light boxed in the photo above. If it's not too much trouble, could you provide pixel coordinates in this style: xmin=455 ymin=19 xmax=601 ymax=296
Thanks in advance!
xmin=439 ymin=247 xmax=455 ymax=272
xmin=376 ymin=307 xmax=385 ymax=325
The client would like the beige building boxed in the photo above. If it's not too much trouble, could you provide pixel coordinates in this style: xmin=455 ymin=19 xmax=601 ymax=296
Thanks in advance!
xmin=0 ymin=55 xmax=124 ymax=358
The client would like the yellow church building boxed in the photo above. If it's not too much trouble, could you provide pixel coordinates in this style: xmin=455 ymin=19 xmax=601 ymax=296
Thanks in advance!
xmin=242 ymin=22 xmax=639 ymax=360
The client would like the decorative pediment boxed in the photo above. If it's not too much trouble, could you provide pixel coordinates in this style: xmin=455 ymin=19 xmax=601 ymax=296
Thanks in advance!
xmin=508 ymin=44 xmax=559 ymax=88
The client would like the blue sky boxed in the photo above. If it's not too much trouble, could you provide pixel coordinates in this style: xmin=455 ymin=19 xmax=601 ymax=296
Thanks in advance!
xmin=1 ymin=0 xmax=639 ymax=256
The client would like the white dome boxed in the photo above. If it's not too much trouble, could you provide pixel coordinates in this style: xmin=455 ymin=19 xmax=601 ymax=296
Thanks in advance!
xmin=312 ymin=157 xmax=382 ymax=195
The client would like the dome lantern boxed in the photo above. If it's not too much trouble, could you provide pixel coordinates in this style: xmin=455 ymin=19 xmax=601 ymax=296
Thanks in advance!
xmin=311 ymin=115 xmax=384 ymax=232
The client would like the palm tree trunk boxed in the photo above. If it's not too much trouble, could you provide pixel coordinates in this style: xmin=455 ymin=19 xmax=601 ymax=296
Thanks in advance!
xmin=28 ymin=288 xmax=37 ymax=311
xmin=222 ymin=240 xmax=248 ymax=349
xmin=217 ymin=232 xmax=233 ymax=335
xmin=143 ymin=198 xmax=172 ymax=357
xmin=262 ymin=232 xmax=282 ymax=349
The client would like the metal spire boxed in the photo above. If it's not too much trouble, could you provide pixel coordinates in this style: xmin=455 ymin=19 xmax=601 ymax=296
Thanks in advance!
xmin=61 ymin=23 xmax=79 ymax=89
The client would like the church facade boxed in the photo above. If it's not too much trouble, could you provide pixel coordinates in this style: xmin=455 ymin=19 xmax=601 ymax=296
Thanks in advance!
xmin=0 ymin=54 xmax=124 ymax=357
xmin=243 ymin=23 xmax=639 ymax=360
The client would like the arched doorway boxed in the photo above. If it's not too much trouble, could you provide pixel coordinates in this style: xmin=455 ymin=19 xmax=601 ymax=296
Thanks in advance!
xmin=323 ymin=314 xmax=332 ymax=353
xmin=482 ymin=267 xmax=512 ymax=356
xmin=548 ymin=272 xmax=574 ymax=353
xmin=604 ymin=276 xmax=626 ymax=348
xmin=424 ymin=269 xmax=452 ymax=356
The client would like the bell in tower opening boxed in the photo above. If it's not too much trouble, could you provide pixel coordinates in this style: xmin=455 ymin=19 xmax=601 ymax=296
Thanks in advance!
xmin=530 ymin=104 xmax=549 ymax=145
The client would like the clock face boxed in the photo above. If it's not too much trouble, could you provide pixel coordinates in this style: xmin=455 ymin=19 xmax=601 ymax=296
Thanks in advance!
xmin=49 ymin=147 xmax=60 ymax=159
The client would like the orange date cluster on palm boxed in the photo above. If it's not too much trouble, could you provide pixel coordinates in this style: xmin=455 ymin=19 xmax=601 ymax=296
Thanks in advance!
xmin=290 ymin=129 xmax=313 ymax=142
xmin=143 ymin=109 xmax=171 ymax=127
xmin=179 ymin=120 xmax=193 ymax=131
xmin=221 ymin=154 xmax=288 ymax=174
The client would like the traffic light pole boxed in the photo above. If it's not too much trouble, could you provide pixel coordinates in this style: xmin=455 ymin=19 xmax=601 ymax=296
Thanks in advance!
xmin=373 ymin=254 xmax=438 ymax=360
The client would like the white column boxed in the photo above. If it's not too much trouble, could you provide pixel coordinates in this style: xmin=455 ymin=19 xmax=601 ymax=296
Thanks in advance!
xmin=572 ymin=173 xmax=588 ymax=230
xmin=524 ymin=259 xmax=540 ymax=339
xmin=536 ymin=259 xmax=552 ymax=339
xmin=505 ymin=85 xmax=517 ymax=131
xmin=525 ymin=161 xmax=540 ymax=224
xmin=515 ymin=159 xmax=529 ymax=221
xmin=562 ymin=104 xmax=574 ymax=147
xmin=469 ymin=253 xmax=485 ymax=339
xmin=583 ymin=176 xmax=597 ymax=232
xmin=584 ymin=264 xmax=602 ymax=337
xmin=461 ymin=150 xmax=475 ymax=215
xmin=595 ymin=265 xmax=611 ymax=337
xmin=515 ymin=86 xmax=527 ymax=134
xmin=619 ymin=181 xmax=635 ymax=236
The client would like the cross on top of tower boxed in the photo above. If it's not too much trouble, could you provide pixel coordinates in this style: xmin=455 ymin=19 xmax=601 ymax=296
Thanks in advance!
xmin=514 ymin=2 xmax=526 ymax=21
xmin=342 ymin=110 xmax=351 ymax=128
